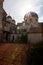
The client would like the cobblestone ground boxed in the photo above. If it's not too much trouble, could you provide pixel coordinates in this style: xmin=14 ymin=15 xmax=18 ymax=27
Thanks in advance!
xmin=0 ymin=43 xmax=30 ymax=65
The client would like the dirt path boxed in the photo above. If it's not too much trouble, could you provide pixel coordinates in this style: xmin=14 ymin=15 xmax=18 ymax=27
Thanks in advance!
xmin=0 ymin=43 xmax=29 ymax=65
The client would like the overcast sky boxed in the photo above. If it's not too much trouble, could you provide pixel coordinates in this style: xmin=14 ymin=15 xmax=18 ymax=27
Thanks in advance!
xmin=3 ymin=0 xmax=43 ymax=23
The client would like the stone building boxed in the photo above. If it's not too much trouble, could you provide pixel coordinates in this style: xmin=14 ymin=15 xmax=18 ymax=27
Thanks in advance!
xmin=0 ymin=0 xmax=43 ymax=43
xmin=3 ymin=15 xmax=17 ymax=42
xmin=0 ymin=0 xmax=7 ymax=42
xmin=0 ymin=0 xmax=17 ymax=42
xmin=24 ymin=12 xmax=43 ymax=43
xmin=10 ymin=19 xmax=17 ymax=42
xmin=17 ymin=12 xmax=43 ymax=43
xmin=3 ymin=16 xmax=12 ymax=41
xmin=17 ymin=12 xmax=39 ymax=33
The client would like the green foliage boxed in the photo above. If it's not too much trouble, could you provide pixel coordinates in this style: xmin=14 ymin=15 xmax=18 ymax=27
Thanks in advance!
xmin=34 ymin=41 xmax=43 ymax=48
xmin=15 ymin=34 xmax=28 ymax=43
xmin=15 ymin=36 xmax=21 ymax=43
xmin=20 ymin=34 xmax=28 ymax=43
xmin=27 ymin=41 xmax=43 ymax=65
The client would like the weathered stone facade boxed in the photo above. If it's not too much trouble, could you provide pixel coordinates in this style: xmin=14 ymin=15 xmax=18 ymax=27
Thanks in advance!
xmin=0 ymin=0 xmax=7 ymax=41
xmin=28 ymin=33 xmax=42 ymax=43
xmin=17 ymin=12 xmax=43 ymax=43
xmin=0 ymin=0 xmax=43 ymax=43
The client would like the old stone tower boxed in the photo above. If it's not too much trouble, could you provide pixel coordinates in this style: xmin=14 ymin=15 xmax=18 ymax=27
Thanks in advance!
xmin=0 ymin=0 xmax=7 ymax=41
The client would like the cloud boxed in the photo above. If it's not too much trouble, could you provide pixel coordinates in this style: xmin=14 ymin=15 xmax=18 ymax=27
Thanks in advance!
xmin=3 ymin=0 xmax=43 ymax=23
xmin=39 ymin=16 xmax=43 ymax=22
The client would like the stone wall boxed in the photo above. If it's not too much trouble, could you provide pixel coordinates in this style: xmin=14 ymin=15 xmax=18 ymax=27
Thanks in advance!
xmin=10 ymin=34 xmax=17 ymax=42
xmin=28 ymin=33 xmax=42 ymax=43
xmin=0 ymin=9 xmax=3 ymax=42
xmin=10 ymin=33 xmax=42 ymax=43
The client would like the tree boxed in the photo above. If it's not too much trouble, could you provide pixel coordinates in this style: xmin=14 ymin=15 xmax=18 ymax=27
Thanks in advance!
xmin=21 ymin=34 xmax=28 ymax=43
xmin=26 ymin=41 xmax=43 ymax=65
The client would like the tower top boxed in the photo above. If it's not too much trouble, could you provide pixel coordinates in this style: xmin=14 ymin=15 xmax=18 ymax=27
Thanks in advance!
xmin=0 ymin=0 xmax=4 ymax=4
xmin=24 ymin=11 xmax=38 ymax=21
xmin=0 ymin=0 xmax=4 ymax=8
